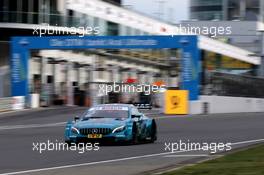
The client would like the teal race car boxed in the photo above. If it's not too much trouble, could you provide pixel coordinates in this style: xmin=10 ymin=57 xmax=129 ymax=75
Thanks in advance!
xmin=64 ymin=104 xmax=157 ymax=144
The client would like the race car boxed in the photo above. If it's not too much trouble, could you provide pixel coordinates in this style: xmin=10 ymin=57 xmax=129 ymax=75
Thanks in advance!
xmin=64 ymin=104 xmax=157 ymax=144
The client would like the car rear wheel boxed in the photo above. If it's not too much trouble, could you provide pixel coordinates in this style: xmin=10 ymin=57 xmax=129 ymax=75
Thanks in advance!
xmin=130 ymin=123 xmax=138 ymax=144
xmin=150 ymin=120 xmax=157 ymax=143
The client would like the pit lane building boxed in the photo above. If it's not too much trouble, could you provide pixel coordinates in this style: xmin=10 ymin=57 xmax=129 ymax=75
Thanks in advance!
xmin=0 ymin=0 xmax=263 ymax=113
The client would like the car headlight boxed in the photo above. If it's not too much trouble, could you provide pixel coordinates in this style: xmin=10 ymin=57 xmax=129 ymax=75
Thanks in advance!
xmin=112 ymin=125 xmax=126 ymax=133
xmin=71 ymin=127 xmax=80 ymax=134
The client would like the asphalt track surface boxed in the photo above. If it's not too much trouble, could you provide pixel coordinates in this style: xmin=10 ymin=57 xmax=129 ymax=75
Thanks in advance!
xmin=0 ymin=107 xmax=264 ymax=175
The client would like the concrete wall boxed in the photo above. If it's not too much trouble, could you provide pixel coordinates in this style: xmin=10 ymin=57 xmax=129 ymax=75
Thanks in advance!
xmin=189 ymin=95 xmax=264 ymax=114
xmin=189 ymin=100 xmax=204 ymax=114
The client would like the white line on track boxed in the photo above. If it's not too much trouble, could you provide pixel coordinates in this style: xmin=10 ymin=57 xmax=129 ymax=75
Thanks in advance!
xmin=0 ymin=122 xmax=66 ymax=130
xmin=0 ymin=115 xmax=181 ymax=130
xmin=0 ymin=150 xmax=188 ymax=175
xmin=0 ymin=107 xmax=63 ymax=117
xmin=231 ymin=138 xmax=264 ymax=145
xmin=0 ymin=112 xmax=261 ymax=131
xmin=163 ymin=154 xmax=210 ymax=158
xmin=1 ymin=138 xmax=264 ymax=175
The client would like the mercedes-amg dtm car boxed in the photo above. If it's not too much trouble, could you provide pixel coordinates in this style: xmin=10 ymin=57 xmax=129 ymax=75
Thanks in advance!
xmin=64 ymin=104 xmax=157 ymax=144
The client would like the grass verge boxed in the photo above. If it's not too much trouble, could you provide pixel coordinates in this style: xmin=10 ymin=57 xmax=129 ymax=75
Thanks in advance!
xmin=161 ymin=144 xmax=264 ymax=175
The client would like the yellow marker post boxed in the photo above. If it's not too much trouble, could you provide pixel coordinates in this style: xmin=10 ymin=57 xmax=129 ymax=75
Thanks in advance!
xmin=164 ymin=90 xmax=189 ymax=114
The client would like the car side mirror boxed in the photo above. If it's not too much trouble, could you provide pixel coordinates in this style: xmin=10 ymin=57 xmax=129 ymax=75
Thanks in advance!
xmin=74 ymin=116 xmax=80 ymax=122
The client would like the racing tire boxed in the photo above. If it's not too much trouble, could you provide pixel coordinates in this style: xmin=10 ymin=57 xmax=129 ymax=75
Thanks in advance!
xmin=150 ymin=120 xmax=157 ymax=143
xmin=130 ymin=123 xmax=139 ymax=144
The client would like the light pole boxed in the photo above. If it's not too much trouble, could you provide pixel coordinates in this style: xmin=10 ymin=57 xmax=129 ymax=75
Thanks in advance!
xmin=258 ymin=22 xmax=264 ymax=77
xmin=249 ymin=23 xmax=264 ymax=77
xmin=260 ymin=31 xmax=264 ymax=77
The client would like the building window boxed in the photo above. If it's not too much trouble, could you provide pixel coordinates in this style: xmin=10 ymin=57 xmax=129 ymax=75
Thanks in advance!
xmin=107 ymin=21 xmax=119 ymax=36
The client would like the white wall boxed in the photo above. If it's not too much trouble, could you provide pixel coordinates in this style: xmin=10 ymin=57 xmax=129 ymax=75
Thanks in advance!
xmin=147 ymin=93 xmax=264 ymax=114
xmin=189 ymin=101 xmax=204 ymax=114
xmin=195 ymin=95 xmax=264 ymax=114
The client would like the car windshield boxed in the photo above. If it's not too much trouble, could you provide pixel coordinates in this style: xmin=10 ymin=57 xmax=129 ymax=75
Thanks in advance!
xmin=82 ymin=106 xmax=129 ymax=120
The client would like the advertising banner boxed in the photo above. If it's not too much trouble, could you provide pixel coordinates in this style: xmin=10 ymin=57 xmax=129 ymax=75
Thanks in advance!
xmin=10 ymin=36 xmax=200 ymax=102
xmin=164 ymin=90 xmax=189 ymax=114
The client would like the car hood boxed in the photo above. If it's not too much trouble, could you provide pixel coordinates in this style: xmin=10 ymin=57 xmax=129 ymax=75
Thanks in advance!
xmin=74 ymin=118 xmax=128 ymax=128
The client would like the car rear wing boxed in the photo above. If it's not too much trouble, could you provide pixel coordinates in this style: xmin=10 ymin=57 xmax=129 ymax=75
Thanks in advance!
xmin=133 ymin=103 xmax=152 ymax=110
